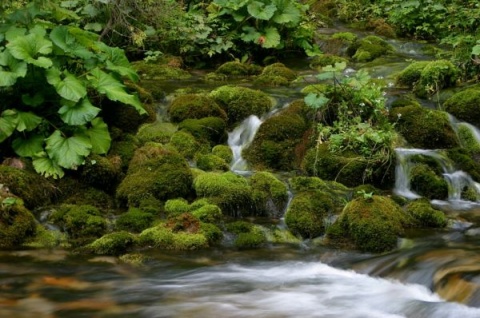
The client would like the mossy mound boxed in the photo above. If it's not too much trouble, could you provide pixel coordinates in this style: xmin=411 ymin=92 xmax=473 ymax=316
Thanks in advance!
xmin=193 ymin=172 xmax=254 ymax=217
xmin=136 ymin=122 xmax=178 ymax=145
xmin=209 ymin=86 xmax=273 ymax=126
xmin=88 ymin=231 xmax=137 ymax=255
xmin=168 ymin=130 xmax=209 ymax=160
xmin=196 ymin=154 xmax=230 ymax=172
xmin=116 ymin=143 xmax=193 ymax=207
xmin=396 ymin=61 xmax=430 ymax=87
xmin=139 ymin=224 xmax=208 ymax=250
xmin=406 ymin=199 xmax=447 ymax=228
xmin=178 ymin=117 xmax=228 ymax=146
xmin=215 ymin=61 xmax=261 ymax=76
xmin=456 ymin=124 xmax=480 ymax=154
xmin=24 ymin=224 xmax=67 ymax=249
xmin=80 ymin=154 xmax=122 ymax=193
xmin=168 ymin=94 xmax=227 ymax=123
xmin=389 ymin=105 xmax=458 ymax=149
xmin=446 ymin=148 xmax=480 ymax=182
xmin=49 ymin=204 xmax=107 ymax=246
xmin=289 ymin=176 xmax=350 ymax=203
xmin=109 ymin=132 xmax=141 ymax=171
xmin=254 ymin=63 xmax=297 ymax=86
xmin=164 ymin=198 xmax=223 ymax=224
xmin=443 ymin=89 xmax=480 ymax=127
xmin=243 ymin=109 xmax=309 ymax=170
xmin=309 ymin=54 xmax=349 ymax=69
xmin=348 ymin=35 xmax=393 ymax=62
xmin=226 ymin=221 xmax=266 ymax=249
xmin=102 ymin=101 xmax=156 ymax=134
xmin=116 ymin=208 xmax=155 ymax=233
xmin=212 ymin=145 xmax=233 ymax=163
xmin=54 ymin=177 xmax=115 ymax=210
xmin=0 ymin=193 xmax=36 ymax=248
xmin=333 ymin=195 xmax=410 ymax=252
xmin=250 ymin=172 xmax=288 ymax=217
xmin=0 ymin=165 xmax=56 ymax=209
xmin=410 ymin=164 xmax=448 ymax=200
xmin=199 ymin=222 xmax=223 ymax=245
xmin=132 ymin=61 xmax=191 ymax=80
xmin=285 ymin=191 xmax=335 ymax=239
xmin=164 ymin=198 xmax=190 ymax=217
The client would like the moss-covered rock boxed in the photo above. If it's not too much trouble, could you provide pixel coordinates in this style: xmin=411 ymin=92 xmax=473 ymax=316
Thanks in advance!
xmin=164 ymin=198 xmax=191 ymax=217
xmin=0 ymin=193 xmax=36 ymax=248
xmin=171 ymin=232 xmax=209 ymax=250
xmin=139 ymin=225 xmax=175 ymax=248
xmin=234 ymin=226 xmax=267 ymax=249
xmin=136 ymin=122 xmax=178 ymax=145
xmin=169 ymin=130 xmax=209 ymax=160
xmin=389 ymin=105 xmax=458 ymax=149
xmin=215 ymin=61 xmax=252 ymax=76
xmin=211 ymin=145 xmax=233 ymax=164
xmin=49 ymin=204 xmax=107 ymax=246
xmin=179 ymin=117 xmax=228 ymax=146
xmin=209 ymin=86 xmax=273 ymax=126
xmin=191 ymin=204 xmax=223 ymax=224
xmin=334 ymin=195 xmax=410 ymax=252
xmin=443 ymin=89 xmax=480 ymax=127
xmin=196 ymin=154 xmax=230 ymax=171
xmin=0 ymin=165 xmax=56 ymax=209
xmin=23 ymin=224 xmax=67 ymax=249
xmin=254 ymin=63 xmax=297 ymax=86
xmin=80 ymin=154 xmax=122 ymax=193
xmin=109 ymin=132 xmax=141 ymax=171
xmin=410 ymin=163 xmax=448 ymax=200
xmin=102 ymin=101 xmax=156 ymax=134
xmin=116 ymin=143 xmax=193 ymax=207
xmin=446 ymin=148 xmax=480 ymax=182
xmin=285 ymin=191 xmax=335 ymax=239
xmin=406 ymin=199 xmax=447 ymax=227
xmin=168 ymin=94 xmax=227 ymax=123
xmin=396 ymin=61 xmax=430 ymax=87
xmin=166 ymin=212 xmax=200 ymax=233
xmin=456 ymin=124 xmax=480 ymax=154
xmin=116 ymin=208 xmax=155 ymax=233
xmin=309 ymin=54 xmax=349 ymax=69
xmin=249 ymin=172 xmax=288 ymax=217
xmin=132 ymin=61 xmax=191 ymax=80
xmin=54 ymin=177 xmax=115 ymax=210
xmin=348 ymin=35 xmax=393 ymax=62
xmin=88 ymin=231 xmax=137 ymax=255
xmin=199 ymin=222 xmax=223 ymax=245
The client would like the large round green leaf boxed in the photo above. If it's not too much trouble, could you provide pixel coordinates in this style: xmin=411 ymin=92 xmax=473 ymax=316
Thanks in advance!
xmin=45 ymin=130 xmax=92 ymax=169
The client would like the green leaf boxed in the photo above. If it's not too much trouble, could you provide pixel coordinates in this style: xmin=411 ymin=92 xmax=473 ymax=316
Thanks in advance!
xmin=33 ymin=153 xmax=65 ymax=179
xmin=5 ymin=27 xmax=27 ymax=42
xmin=45 ymin=130 xmax=92 ymax=169
xmin=22 ymin=93 xmax=45 ymax=107
xmin=12 ymin=134 xmax=44 ymax=157
xmin=80 ymin=117 xmax=111 ymax=154
xmin=106 ymin=60 xmax=139 ymax=82
xmin=15 ymin=111 xmax=42 ymax=132
xmin=0 ymin=114 xmax=17 ymax=142
xmin=6 ymin=32 xmax=53 ymax=68
xmin=241 ymin=26 xmax=262 ymax=43
xmin=49 ymin=26 xmax=94 ymax=59
xmin=55 ymin=70 xmax=87 ymax=102
xmin=84 ymin=22 xmax=103 ymax=32
xmin=304 ymin=93 xmax=329 ymax=110
xmin=272 ymin=0 xmax=301 ymax=24
xmin=262 ymin=27 xmax=281 ymax=48
xmin=472 ymin=44 xmax=480 ymax=56
xmin=87 ymin=68 xmax=146 ymax=114
xmin=0 ymin=50 xmax=28 ymax=87
xmin=58 ymin=98 xmax=100 ymax=125
xmin=247 ymin=1 xmax=277 ymax=20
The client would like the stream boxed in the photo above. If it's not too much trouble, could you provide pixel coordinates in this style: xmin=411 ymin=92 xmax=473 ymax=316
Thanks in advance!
xmin=2 ymin=29 xmax=480 ymax=318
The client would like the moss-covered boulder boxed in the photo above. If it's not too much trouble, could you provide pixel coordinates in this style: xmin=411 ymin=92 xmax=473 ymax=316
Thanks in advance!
xmin=136 ymin=122 xmax=177 ymax=145
xmin=102 ymin=101 xmax=156 ymax=134
xmin=0 ymin=190 xmax=36 ymax=248
xmin=347 ymin=35 xmax=394 ymax=62
xmin=254 ymin=63 xmax=297 ymax=86
xmin=410 ymin=163 xmax=448 ymax=200
xmin=199 ymin=222 xmax=223 ymax=245
xmin=333 ymin=195 xmax=411 ymax=252
xmin=168 ymin=130 xmax=209 ymax=160
xmin=406 ymin=199 xmax=447 ymax=227
xmin=168 ymin=94 xmax=227 ymax=123
xmin=389 ymin=105 xmax=458 ymax=149
xmin=226 ymin=221 xmax=266 ymax=249
xmin=193 ymin=172 xmax=254 ymax=217
xmin=179 ymin=117 xmax=228 ymax=146
xmin=0 ymin=165 xmax=56 ymax=209
xmin=132 ymin=61 xmax=191 ymax=80
xmin=443 ymin=89 xmax=480 ymax=127
xmin=49 ymin=204 xmax=107 ymax=246
xmin=116 ymin=143 xmax=193 ymax=207
xmin=289 ymin=176 xmax=350 ymax=206
xmin=54 ymin=177 xmax=115 ymax=210
xmin=396 ymin=61 xmax=430 ymax=87
xmin=211 ymin=145 xmax=233 ymax=164
xmin=249 ymin=172 xmax=288 ymax=217
xmin=446 ymin=148 xmax=480 ymax=182
xmin=209 ymin=86 xmax=273 ymax=126
xmin=196 ymin=154 xmax=230 ymax=171
xmin=116 ymin=208 xmax=155 ymax=233
xmin=243 ymin=106 xmax=309 ymax=170
xmin=215 ymin=61 xmax=261 ymax=76
xmin=109 ymin=132 xmax=141 ymax=171
xmin=88 ymin=231 xmax=137 ymax=255
xmin=80 ymin=154 xmax=122 ymax=193
xmin=456 ymin=123 xmax=480 ymax=154
xmin=285 ymin=191 xmax=335 ymax=239
xmin=139 ymin=224 xmax=208 ymax=250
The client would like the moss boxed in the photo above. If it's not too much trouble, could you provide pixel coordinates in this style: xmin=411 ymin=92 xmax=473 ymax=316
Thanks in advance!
xmin=389 ymin=105 xmax=458 ymax=149
xmin=102 ymin=101 xmax=156 ymax=134
xmin=168 ymin=94 xmax=227 ymax=123
xmin=352 ymin=184 xmax=382 ymax=199
xmin=249 ymin=171 xmax=288 ymax=217
xmin=390 ymin=96 xmax=422 ymax=109
xmin=132 ymin=61 xmax=191 ymax=80
xmin=136 ymin=122 xmax=178 ymax=145
xmin=348 ymin=36 xmax=393 ymax=62
xmin=301 ymin=83 xmax=329 ymax=95
xmin=396 ymin=61 xmax=430 ymax=88
xmin=216 ymin=61 xmax=250 ymax=76
xmin=285 ymin=191 xmax=335 ymax=239
xmin=164 ymin=198 xmax=191 ymax=217
xmin=109 ymin=133 xmax=141 ymax=171
xmin=331 ymin=32 xmax=357 ymax=43
xmin=0 ymin=166 xmax=56 ymax=209
xmin=0 ymin=198 xmax=36 ymax=248
xmin=446 ymin=148 xmax=480 ymax=182
xmin=116 ymin=208 xmax=155 ymax=233
xmin=169 ymin=130 xmax=208 ymax=159
xmin=444 ymin=89 xmax=480 ymax=127
xmin=457 ymin=124 xmax=480 ymax=154
xmin=119 ymin=253 xmax=150 ymax=266
xmin=234 ymin=226 xmax=266 ymax=249
xmin=196 ymin=154 xmax=229 ymax=172
xmin=50 ymin=204 xmax=107 ymax=246
xmin=166 ymin=212 xmax=200 ymax=233
xmin=199 ymin=222 xmax=223 ymax=245
xmin=171 ymin=232 xmax=208 ymax=250
xmin=116 ymin=143 xmax=193 ymax=207
xmin=309 ymin=54 xmax=349 ymax=69
xmin=289 ymin=176 xmax=350 ymax=205
xmin=179 ymin=117 xmax=228 ymax=146
xmin=226 ymin=220 xmax=253 ymax=234
xmin=253 ymin=75 xmax=290 ymax=87
xmin=254 ymin=63 xmax=296 ymax=86
xmin=80 ymin=154 xmax=121 ymax=193
xmin=212 ymin=145 xmax=233 ymax=163
xmin=192 ymin=204 xmax=223 ymax=223
xmin=59 ymin=181 xmax=115 ymax=210
xmin=24 ymin=224 xmax=67 ymax=249
xmin=88 ymin=231 xmax=137 ymax=255
xmin=190 ymin=198 xmax=212 ymax=210
xmin=410 ymin=164 xmax=448 ymax=200
xmin=193 ymin=172 xmax=254 ymax=217
xmin=337 ymin=195 xmax=410 ymax=252
xmin=406 ymin=199 xmax=447 ymax=228
xmin=139 ymin=225 xmax=175 ymax=248
xmin=209 ymin=85 xmax=273 ymax=126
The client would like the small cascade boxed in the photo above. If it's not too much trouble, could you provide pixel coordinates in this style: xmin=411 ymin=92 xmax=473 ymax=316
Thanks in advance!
xmin=228 ymin=115 xmax=263 ymax=173
xmin=394 ymin=148 xmax=480 ymax=205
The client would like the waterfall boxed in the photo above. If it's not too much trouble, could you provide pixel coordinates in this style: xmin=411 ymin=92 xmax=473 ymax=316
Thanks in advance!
xmin=228 ymin=115 xmax=263 ymax=173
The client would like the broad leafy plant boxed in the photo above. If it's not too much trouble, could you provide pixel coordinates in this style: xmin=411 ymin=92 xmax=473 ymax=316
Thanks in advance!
xmin=0 ymin=1 xmax=145 ymax=178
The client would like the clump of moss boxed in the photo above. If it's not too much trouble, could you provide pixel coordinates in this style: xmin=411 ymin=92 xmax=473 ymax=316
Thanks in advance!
xmin=446 ymin=148 xmax=480 ymax=182
xmin=289 ymin=176 xmax=350 ymax=205
xmin=406 ymin=199 xmax=447 ymax=227
xmin=109 ymin=133 xmax=141 ymax=171
xmin=443 ymin=89 xmax=480 ymax=127
xmin=166 ymin=212 xmax=200 ymax=233
xmin=212 ymin=145 xmax=233 ymax=163
xmin=216 ymin=61 xmax=251 ymax=76
xmin=172 ymin=232 xmax=209 ymax=250
xmin=168 ymin=94 xmax=227 ymax=123
xmin=136 ymin=122 xmax=178 ymax=145
xmin=309 ymin=54 xmax=349 ymax=69
xmin=0 ymin=194 xmax=36 ymax=248
xmin=333 ymin=195 xmax=411 ymax=252
xmin=250 ymin=171 xmax=288 ymax=217
xmin=132 ymin=61 xmax=191 ymax=80
xmin=285 ymin=191 xmax=335 ymax=239
xmin=226 ymin=221 xmax=266 ymax=249
xmin=254 ymin=63 xmax=297 ymax=86
xmin=410 ymin=164 xmax=448 ymax=200
xmin=88 ymin=231 xmax=137 ymax=255
xmin=139 ymin=225 xmax=175 ymax=248
xmin=179 ymin=117 xmax=228 ymax=146
xmin=457 ymin=124 xmax=480 ymax=154
xmin=80 ymin=154 xmax=122 ymax=193
xmin=102 ymin=100 xmax=156 ymax=134
xmin=169 ymin=130 xmax=209 ymax=160
xmin=164 ymin=198 xmax=191 ymax=217
xmin=192 ymin=204 xmax=223 ymax=224
xmin=49 ymin=204 xmax=107 ymax=246
xmin=116 ymin=208 xmax=155 ymax=233
xmin=116 ymin=143 xmax=193 ymax=207
xmin=331 ymin=32 xmax=357 ymax=43
xmin=199 ymin=222 xmax=223 ymax=245
xmin=348 ymin=35 xmax=393 ymax=62
xmin=209 ymin=85 xmax=273 ymax=126
xmin=196 ymin=154 xmax=230 ymax=171
xmin=24 ymin=224 xmax=67 ymax=249
xmin=389 ymin=105 xmax=458 ymax=149
xmin=56 ymin=178 xmax=115 ymax=210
